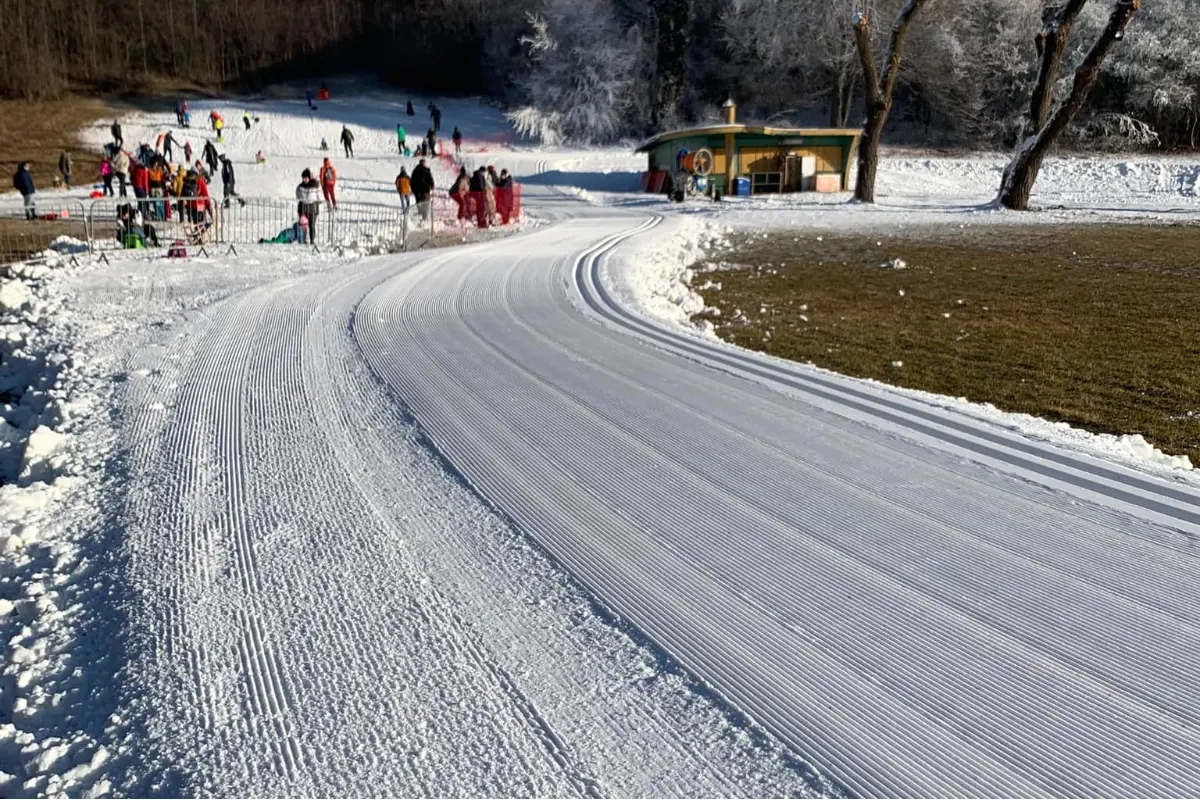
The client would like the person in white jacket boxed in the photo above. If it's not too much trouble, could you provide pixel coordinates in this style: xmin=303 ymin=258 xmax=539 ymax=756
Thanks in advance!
xmin=295 ymin=169 xmax=322 ymax=244
xmin=112 ymin=149 xmax=131 ymax=197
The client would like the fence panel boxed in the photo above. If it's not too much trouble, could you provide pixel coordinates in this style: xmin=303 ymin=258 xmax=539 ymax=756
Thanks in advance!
xmin=85 ymin=195 xmax=406 ymax=253
xmin=0 ymin=201 xmax=89 ymax=266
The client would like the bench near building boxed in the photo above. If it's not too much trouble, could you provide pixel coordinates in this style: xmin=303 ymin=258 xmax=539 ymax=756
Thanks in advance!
xmin=637 ymin=100 xmax=862 ymax=196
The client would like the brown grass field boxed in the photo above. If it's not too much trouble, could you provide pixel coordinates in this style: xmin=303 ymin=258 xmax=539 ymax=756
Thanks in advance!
xmin=693 ymin=223 xmax=1200 ymax=464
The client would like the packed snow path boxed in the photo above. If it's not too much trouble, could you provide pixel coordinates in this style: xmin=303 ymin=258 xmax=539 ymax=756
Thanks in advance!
xmin=111 ymin=184 xmax=1200 ymax=797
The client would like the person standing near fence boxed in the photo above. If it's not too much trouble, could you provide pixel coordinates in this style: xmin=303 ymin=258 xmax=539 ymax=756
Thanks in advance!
xmin=148 ymin=159 xmax=167 ymax=220
xmin=100 ymin=157 xmax=114 ymax=197
xmin=219 ymin=155 xmax=246 ymax=208
xmin=395 ymin=167 xmax=412 ymax=212
xmin=112 ymin=149 xmax=131 ymax=197
xmin=296 ymin=169 xmax=322 ymax=244
xmin=450 ymin=167 xmax=470 ymax=221
xmin=131 ymin=160 xmax=150 ymax=218
xmin=319 ymin=158 xmax=338 ymax=210
xmin=340 ymin=126 xmax=355 ymax=158
xmin=13 ymin=162 xmax=35 ymax=220
xmin=411 ymin=158 xmax=434 ymax=221
xmin=58 ymin=150 xmax=72 ymax=189
xmin=497 ymin=168 xmax=514 ymax=224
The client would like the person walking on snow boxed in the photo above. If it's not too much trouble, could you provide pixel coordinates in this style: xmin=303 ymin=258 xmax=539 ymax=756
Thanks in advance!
xmin=406 ymin=100 xmax=415 ymax=116
xmin=219 ymin=156 xmax=246 ymax=208
xmin=319 ymin=157 xmax=338 ymax=209
xmin=340 ymin=126 xmax=354 ymax=158
xmin=184 ymin=140 xmax=193 ymax=164
xmin=58 ymin=150 xmax=72 ymax=189
xmin=426 ymin=128 xmax=437 ymax=158
xmin=163 ymin=131 xmax=178 ymax=162
xmin=431 ymin=105 xmax=442 ymax=133
xmin=395 ymin=167 xmax=412 ymax=212
xmin=13 ymin=162 xmax=35 ymax=220
xmin=203 ymin=140 xmax=219 ymax=177
xmin=397 ymin=124 xmax=407 ymax=155
xmin=243 ymin=110 xmax=252 ymax=131
xmin=111 ymin=120 xmax=123 ymax=150
xmin=452 ymin=127 xmax=462 ymax=155
xmin=411 ymin=158 xmax=434 ymax=220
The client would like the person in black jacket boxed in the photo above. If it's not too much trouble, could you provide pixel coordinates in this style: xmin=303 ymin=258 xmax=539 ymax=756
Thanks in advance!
xmin=410 ymin=158 xmax=435 ymax=221
xmin=406 ymin=100 xmax=415 ymax=116
xmin=340 ymin=126 xmax=355 ymax=158
xmin=13 ymin=162 xmax=35 ymax=219
xmin=111 ymin=120 xmax=123 ymax=149
xmin=219 ymin=155 xmax=245 ymax=208
xmin=203 ymin=140 xmax=219 ymax=176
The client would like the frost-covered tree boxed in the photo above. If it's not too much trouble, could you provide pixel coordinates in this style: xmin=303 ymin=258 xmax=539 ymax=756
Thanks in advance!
xmin=1001 ymin=0 xmax=1141 ymax=210
xmin=853 ymin=0 xmax=935 ymax=203
xmin=507 ymin=0 xmax=648 ymax=145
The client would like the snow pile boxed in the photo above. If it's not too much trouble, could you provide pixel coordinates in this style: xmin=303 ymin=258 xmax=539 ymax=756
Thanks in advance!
xmin=0 ymin=252 xmax=116 ymax=797
xmin=600 ymin=217 xmax=726 ymax=339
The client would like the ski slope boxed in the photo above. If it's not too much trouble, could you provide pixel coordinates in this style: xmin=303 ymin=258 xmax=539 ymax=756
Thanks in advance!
xmin=6 ymin=84 xmax=1200 ymax=797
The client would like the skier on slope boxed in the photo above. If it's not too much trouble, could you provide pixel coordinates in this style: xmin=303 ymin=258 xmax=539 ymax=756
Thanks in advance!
xmin=340 ymin=126 xmax=355 ymax=158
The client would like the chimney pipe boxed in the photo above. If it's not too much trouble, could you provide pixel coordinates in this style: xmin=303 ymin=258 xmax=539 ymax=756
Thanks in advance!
xmin=722 ymin=98 xmax=736 ymax=124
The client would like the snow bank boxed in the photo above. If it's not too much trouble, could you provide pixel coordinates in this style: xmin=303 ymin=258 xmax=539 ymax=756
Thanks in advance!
xmin=598 ymin=217 xmax=725 ymax=339
xmin=602 ymin=213 xmax=1199 ymax=482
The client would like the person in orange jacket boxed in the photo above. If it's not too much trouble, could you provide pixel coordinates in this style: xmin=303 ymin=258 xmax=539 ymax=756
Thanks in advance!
xmin=319 ymin=157 xmax=337 ymax=209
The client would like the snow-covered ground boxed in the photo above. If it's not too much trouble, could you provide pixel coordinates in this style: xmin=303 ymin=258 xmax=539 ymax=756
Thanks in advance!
xmin=4 ymin=82 xmax=1200 ymax=797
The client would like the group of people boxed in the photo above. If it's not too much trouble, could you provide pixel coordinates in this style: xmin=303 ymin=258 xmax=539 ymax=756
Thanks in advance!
xmin=447 ymin=164 xmax=516 ymax=227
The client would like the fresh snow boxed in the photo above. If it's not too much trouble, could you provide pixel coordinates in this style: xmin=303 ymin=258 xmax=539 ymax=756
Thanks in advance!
xmin=2 ymin=82 xmax=1200 ymax=797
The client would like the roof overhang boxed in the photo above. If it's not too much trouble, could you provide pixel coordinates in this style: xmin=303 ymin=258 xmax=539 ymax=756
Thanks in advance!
xmin=635 ymin=125 xmax=863 ymax=153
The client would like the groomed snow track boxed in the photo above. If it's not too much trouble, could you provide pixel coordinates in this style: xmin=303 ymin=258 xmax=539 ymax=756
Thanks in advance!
xmin=119 ymin=185 xmax=1200 ymax=797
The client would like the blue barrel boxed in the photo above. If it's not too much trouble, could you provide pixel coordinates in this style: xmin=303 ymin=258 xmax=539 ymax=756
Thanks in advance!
xmin=734 ymin=177 xmax=751 ymax=196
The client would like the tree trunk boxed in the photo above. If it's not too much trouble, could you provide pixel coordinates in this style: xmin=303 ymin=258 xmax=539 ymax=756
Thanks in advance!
xmin=1026 ymin=0 xmax=1089 ymax=136
xmin=650 ymin=0 xmax=692 ymax=130
xmin=856 ymin=111 xmax=885 ymax=203
xmin=1001 ymin=0 xmax=1139 ymax=211
xmin=852 ymin=0 xmax=932 ymax=203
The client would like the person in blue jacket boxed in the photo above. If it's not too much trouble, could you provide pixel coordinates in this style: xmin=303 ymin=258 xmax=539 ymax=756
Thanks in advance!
xmin=13 ymin=162 xmax=35 ymax=219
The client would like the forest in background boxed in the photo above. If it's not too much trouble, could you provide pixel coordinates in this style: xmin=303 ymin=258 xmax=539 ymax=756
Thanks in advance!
xmin=2 ymin=0 xmax=1197 ymax=150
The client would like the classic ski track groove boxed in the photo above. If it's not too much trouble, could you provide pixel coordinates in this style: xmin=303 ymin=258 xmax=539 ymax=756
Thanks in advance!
xmin=347 ymin=208 xmax=1200 ymax=798
xmin=116 ymin=173 xmax=1200 ymax=798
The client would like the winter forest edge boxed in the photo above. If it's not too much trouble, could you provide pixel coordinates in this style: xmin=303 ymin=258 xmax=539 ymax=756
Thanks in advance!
xmin=2 ymin=0 xmax=1197 ymax=151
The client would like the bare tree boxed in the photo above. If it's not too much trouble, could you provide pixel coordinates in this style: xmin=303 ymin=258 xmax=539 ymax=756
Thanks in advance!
xmin=853 ymin=0 xmax=934 ymax=203
xmin=1000 ymin=0 xmax=1140 ymax=210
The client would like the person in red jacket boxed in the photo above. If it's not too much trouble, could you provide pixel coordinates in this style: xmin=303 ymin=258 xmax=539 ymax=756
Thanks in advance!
xmin=130 ymin=160 xmax=151 ymax=218
xmin=319 ymin=158 xmax=337 ymax=209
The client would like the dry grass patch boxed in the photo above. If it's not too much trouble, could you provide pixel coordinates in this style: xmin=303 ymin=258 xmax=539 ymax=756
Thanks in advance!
xmin=0 ymin=97 xmax=115 ymax=185
xmin=693 ymin=224 xmax=1200 ymax=464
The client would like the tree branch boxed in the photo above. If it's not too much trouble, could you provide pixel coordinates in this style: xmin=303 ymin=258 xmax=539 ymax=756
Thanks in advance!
xmin=854 ymin=14 xmax=881 ymax=109
xmin=879 ymin=0 xmax=931 ymax=101
xmin=1028 ymin=0 xmax=1091 ymax=133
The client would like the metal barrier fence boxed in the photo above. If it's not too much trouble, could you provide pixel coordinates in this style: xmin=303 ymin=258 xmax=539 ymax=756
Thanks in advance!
xmin=84 ymin=195 xmax=409 ymax=254
xmin=2 ymin=183 xmax=523 ymax=265
xmin=0 ymin=201 xmax=89 ymax=266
